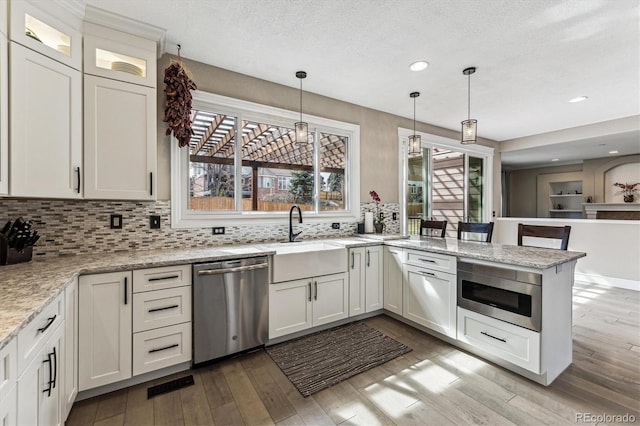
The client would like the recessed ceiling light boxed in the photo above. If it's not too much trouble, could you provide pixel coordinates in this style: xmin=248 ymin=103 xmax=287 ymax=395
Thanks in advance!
xmin=551 ymin=158 xmax=559 ymax=162
xmin=409 ymin=61 xmax=429 ymax=72
xmin=569 ymin=96 xmax=588 ymax=103
xmin=609 ymin=150 xmax=619 ymax=154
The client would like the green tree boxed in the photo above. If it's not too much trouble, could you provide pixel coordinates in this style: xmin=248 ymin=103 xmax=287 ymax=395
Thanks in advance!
xmin=327 ymin=173 xmax=343 ymax=192
xmin=289 ymin=171 xmax=314 ymax=203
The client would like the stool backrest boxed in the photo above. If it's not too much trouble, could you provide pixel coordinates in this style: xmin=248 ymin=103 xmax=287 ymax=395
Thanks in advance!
xmin=517 ymin=223 xmax=571 ymax=250
xmin=420 ymin=220 xmax=447 ymax=238
xmin=457 ymin=222 xmax=494 ymax=242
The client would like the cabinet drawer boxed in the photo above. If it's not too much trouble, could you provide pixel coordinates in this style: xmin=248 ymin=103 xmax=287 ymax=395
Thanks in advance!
xmin=457 ymin=307 xmax=540 ymax=373
xmin=133 ymin=323 xmax=191 ymax=376
xmin=17 ymin=293 xmax=64 ymax=375
xmin=0 ymin=338 xmax=17 ymax=401
xmin=405 ymin=250 xmax=456 ymax=273
xmin=133 ymin=265 xmax=191 ymax=293
xmin=132 ymin=286 xmax=191 ymax=332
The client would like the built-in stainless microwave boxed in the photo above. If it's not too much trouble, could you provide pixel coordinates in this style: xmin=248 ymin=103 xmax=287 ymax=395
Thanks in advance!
xmin=457 ymin=262 xmax=542 ymax=332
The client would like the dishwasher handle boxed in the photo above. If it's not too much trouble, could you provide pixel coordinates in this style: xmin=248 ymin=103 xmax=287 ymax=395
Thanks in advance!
xmin=196 ymin=262 xmax=268 ymax=276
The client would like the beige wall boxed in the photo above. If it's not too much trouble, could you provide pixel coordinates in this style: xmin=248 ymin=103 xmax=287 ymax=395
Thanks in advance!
xmin=506 ymin=154 xmax=640 ymax=217
xmin=507 ymin=163 xmax=583 ymax=217
xmin=156 ymin=55 xmax=500 ymax=209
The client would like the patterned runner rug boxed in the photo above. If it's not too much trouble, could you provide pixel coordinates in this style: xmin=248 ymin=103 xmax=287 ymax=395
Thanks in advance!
xmin=266 ymin=321 xmax=412 ymax=397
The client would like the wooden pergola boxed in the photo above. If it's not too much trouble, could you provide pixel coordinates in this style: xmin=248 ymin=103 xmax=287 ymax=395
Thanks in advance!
xmin=188 ymin=110 xmax=347 ymax=209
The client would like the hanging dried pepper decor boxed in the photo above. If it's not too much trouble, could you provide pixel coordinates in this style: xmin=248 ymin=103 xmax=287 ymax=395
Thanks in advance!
xmin=163 ymin=45 xmax=197 ymax=148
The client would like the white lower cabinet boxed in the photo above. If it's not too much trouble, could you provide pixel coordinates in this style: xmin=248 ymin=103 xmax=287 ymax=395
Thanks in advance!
xmin=79 ymin=272 xmax=132 ymax=391
xmin=457 ymin=307 xmax=541 ymax=373
xmin=17 ymin=322 xmax=64 ymax=426
xmin=0 ymin=386 xmax=16 ymax=426
xmin=348 ymin=245 xmax=383 ymax=316
xmin=133 ymin=322 xmax=191 ymax=376
xmin=0 ymin=337 xmax=17 ymax=426
xmin=403 ymin=263 xmax=456 ymax=338
xmin=79 ymin=266 xmax=192 ymax=392
xmin=62 ymin=278 xmax=78 ymax=420
xmin=383 ymin=247 xmax=403 ymax=315
xmin=269 ymin=272 xmax=348 ymax=339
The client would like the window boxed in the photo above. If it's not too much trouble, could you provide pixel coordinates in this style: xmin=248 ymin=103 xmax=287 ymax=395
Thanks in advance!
xmin=171 ymin=92 xmax=360 ymax=227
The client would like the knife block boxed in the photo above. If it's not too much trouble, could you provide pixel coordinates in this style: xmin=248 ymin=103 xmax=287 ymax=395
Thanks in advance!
xmin=0 ymin=236 xmax=33 ymax=265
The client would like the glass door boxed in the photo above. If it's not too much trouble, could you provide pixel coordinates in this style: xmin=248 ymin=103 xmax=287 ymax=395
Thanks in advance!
xmin=466 ymin=155 xmax=485 ymax=223
xmin=401 ymin=132 xmax=492 ymax=237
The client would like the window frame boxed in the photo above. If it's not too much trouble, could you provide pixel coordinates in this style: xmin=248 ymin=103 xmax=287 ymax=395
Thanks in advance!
xmin=171 ymin=91 xmax=360 ymax=228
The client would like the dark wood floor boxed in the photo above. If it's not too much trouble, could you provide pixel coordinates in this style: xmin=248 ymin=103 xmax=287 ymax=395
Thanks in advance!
xmin=67 ymin=281 xmax=640 ymax=425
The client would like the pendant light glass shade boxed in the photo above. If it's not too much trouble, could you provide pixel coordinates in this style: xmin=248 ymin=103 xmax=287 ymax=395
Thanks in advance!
xmin=461 ymin=119 xmax=477 ymax=144
xmin=294 ymin=71 xmax=311 ymax=145
xmin=408 ymin=91 xmax=421 ymax=155
xmin=461 ymin=67 xmax=477 ymax=145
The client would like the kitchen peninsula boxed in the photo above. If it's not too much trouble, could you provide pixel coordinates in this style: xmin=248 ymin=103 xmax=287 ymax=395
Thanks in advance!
xmin=0 ymin=236 xmax=585 ymax=424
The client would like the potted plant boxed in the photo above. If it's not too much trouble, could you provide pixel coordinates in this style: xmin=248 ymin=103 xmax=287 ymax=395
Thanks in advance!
xmin=369 ymin=190 xmax=385 ymax=233
xmin=613 ymin=182 xmax=639 ymax=203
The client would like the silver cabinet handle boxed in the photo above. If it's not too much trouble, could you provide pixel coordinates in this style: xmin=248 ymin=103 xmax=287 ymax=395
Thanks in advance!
xmin=481 ymin=331 xmax=507 ymax=343
xmin=351 ymin=251 xmax=355 ymax=269
xmin=124 ymin=277 xmax=128 ymax=305
xmin=314 ymin=281 xmax=318 ymax=300
xmin=418 ymin=258 xmax=436 ymax=263
xmin=197 ymin=263 xmax=268 ymax=275
xmin=419 ymin=271 xmax=436 ymax=277
xmin=308 ymin=282 xmax=312 ymax=302
xmin=367 ymin=250 xmax=370 ymax=267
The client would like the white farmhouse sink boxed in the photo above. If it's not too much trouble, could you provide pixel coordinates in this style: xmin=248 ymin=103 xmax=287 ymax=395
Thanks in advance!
xmin=270 ymin=242 xmax=347 ymax=283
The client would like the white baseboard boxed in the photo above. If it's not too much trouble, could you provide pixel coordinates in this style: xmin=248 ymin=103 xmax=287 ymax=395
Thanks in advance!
xmin=575 ymin=272 xmax=640 ymax=291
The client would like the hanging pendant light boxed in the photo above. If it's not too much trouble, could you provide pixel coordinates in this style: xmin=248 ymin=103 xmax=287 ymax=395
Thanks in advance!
xmin=461 ymin=67 xmax=477 ymax=144
xmin=294 ymin=71 xmax=310 ymax=145
xmin=408 ymin=92 xmax=421 ymax=155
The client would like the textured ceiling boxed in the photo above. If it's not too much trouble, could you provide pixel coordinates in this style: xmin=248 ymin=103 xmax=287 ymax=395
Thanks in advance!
xmin=76 ymin=0 xmax=639 ymax=165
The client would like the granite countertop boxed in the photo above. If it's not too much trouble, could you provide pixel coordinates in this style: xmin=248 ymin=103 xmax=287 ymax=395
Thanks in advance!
xmin=385 ymin=237 xmax=586 ymax=269
xmin=0 ymin=233 xmax=584 ymax=350
xmin=0 ymin=235 xmax=409 ymax=349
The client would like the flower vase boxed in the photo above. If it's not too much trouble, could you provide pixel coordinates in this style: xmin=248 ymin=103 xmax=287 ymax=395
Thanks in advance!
xmin=624 ymin=194 xmax=634 ymax=203
xmin=374 ymin=223 xmax=384 ymax=234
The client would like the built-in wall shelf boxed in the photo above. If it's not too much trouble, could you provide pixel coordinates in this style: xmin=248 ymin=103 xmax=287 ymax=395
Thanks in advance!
xmin=548 ymin=180 xmax=583 ymax=219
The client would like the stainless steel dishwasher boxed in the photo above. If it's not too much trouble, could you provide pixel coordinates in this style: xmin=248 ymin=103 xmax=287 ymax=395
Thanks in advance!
xmin=192 ymin=256 xmax=269 ymax=364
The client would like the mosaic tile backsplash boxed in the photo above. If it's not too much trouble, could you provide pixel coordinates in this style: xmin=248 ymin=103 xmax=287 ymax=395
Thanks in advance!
xmin=0 ymin=199 xmax=400 ymax=258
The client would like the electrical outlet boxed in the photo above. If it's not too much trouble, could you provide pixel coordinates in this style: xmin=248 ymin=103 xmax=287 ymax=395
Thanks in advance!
xmin=331 ymin=223 xmax=340 ymax=229
xmin=392 ymin=212 xmax=397 ymax=221
xmin=212 ymin=227 xmax=225 ymax=235
xmin=110 ymin=214 xmax=123 ymax=229
xmin=379 ymin=212 xmax=384 ymax=220
xmin=149 ymin=215 xmax=161 ymax=229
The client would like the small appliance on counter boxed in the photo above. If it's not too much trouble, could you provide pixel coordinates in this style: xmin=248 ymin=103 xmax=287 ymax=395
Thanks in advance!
xmin=0 ymin=218 xmax=40 ymax=265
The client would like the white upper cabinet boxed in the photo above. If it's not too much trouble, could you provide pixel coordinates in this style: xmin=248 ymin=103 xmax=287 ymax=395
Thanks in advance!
xmin=10 ymin=42 xmax=82 ymax=198
xmin=9 ymin=0 xmax=82 ymax=70
xmin=84 ymin=23 xmax=156 ymax=88
xmin=84 ymin=75 xmax=156 ymax=199
xmin=83 ymin=22 xmax=157 ymax=200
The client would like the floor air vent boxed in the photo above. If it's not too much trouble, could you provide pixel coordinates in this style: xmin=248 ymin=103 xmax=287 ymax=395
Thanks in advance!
xmin=147 ymin=375 xmax=194 ymax=399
